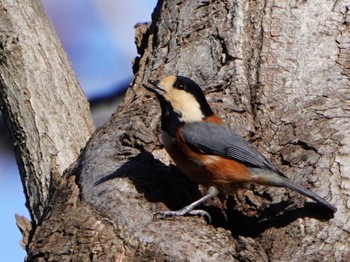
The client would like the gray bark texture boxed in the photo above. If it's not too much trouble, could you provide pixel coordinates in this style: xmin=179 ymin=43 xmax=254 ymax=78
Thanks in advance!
xmin=1 ymin=0 xmax=349 ymax=261
xmin=0 ymin=0 xmax=95 ymax=224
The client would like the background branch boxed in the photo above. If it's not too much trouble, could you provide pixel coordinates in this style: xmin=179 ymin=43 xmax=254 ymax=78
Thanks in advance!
xmin=0 ymin=0 xmax=95 ymax=223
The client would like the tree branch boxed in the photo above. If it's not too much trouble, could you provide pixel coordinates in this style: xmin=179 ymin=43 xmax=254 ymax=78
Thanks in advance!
xmin=0 ymin=0 xmax=95 ymax=223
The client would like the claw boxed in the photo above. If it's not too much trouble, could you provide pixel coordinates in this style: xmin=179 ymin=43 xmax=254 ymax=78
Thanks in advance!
xmin=187 ymin=209 xmax=212 ymax=223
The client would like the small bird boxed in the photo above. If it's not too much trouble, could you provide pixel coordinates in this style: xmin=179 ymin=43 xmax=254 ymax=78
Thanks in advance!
xmin=145 ymin=75 xmax=337 ymax=221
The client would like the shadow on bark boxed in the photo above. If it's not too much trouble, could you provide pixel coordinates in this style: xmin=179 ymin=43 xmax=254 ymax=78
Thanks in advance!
xmin=93 ymin=152 xmax=203 ymax=212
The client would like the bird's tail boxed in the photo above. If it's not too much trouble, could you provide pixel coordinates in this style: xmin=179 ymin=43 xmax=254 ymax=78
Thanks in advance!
xmin=276 ymin=175 xmax=337 ymax=212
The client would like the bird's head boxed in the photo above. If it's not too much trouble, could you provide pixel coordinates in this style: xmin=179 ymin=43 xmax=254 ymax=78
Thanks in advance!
xmin=145 ymin=75 xmax=213 ymax=123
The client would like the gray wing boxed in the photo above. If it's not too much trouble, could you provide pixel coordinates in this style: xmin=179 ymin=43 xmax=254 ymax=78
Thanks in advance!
xmin=181 ymin=121 xmax=280 ymax=173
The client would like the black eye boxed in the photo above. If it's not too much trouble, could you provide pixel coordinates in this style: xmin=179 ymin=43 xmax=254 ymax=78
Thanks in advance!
xmin=177 ymin=84 xmax=185 ymax=90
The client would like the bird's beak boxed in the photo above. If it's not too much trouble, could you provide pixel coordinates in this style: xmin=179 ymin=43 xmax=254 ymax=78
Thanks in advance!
xmin=144 ymin=79 xmax=165 ymax=95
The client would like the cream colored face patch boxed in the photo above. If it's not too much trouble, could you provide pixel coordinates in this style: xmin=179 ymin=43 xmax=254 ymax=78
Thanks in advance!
xmin=159 ymin=75 xmax=177 ymax=92
xmin=164 ymin=87 xmax=203 ymax=122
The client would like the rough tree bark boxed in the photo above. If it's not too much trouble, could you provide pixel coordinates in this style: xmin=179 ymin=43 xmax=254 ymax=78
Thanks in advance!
xmin=0 ymin=0 xmax=95 ymax=224
xmin=1 ymin=0 xmax=349 ymax=261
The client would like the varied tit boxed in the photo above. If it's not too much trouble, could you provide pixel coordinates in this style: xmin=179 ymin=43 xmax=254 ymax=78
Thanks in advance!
xmin=145 ymin=75 xmax=336 ymax=221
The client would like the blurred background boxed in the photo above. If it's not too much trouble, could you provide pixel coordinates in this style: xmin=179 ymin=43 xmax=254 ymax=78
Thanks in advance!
xmin=0 ymin=1 xmax=157 ymax=260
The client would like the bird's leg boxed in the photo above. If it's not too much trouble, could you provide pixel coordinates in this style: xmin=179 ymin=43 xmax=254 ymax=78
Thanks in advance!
xmin=154 ymin=186 xmax=219 ymax=223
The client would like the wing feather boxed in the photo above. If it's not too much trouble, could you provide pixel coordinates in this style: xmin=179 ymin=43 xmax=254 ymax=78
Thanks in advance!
xmin=181 ymin=122 xmax=280 ymax=173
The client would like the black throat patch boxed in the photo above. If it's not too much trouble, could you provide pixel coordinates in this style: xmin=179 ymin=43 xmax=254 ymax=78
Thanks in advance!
xmin=158 ymin=95 xmax=183 ymax=137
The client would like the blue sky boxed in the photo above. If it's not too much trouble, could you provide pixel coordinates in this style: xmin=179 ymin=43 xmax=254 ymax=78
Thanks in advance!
xmin=0 ymin=1 xmax=157 ymax=260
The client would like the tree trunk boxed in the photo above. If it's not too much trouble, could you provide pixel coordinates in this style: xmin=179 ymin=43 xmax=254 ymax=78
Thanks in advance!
xmin=1 ymin=0 xmax=349 ymax=261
